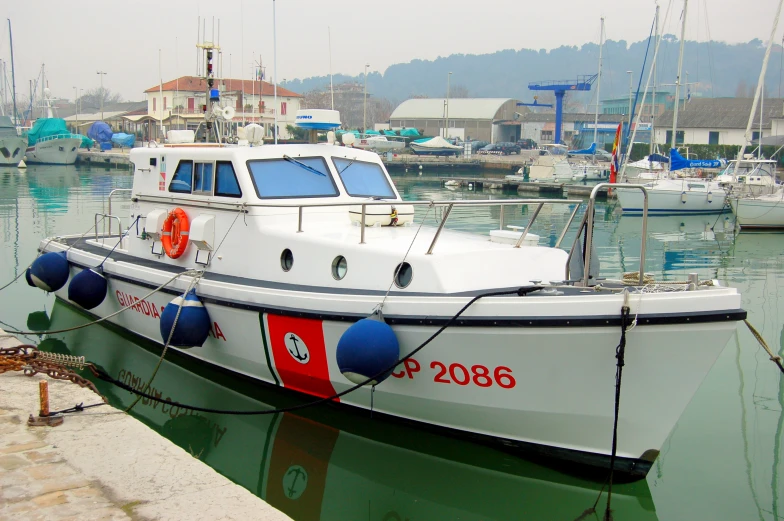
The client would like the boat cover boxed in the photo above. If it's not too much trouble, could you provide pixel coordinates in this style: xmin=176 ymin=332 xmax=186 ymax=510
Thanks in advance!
xmin=569 ymin=142 xmax=597 ymax=155
xmin=26 ymin=118 xmax=70 ymax=146
xmin=670 ymin=148 xmax=724 ymax=172
xmin=79 ymin=135 xmax=94 ymax=149
xmin=364 ymin=129 xmax=380 ymax=135
xmin=111 ymin=133 xmax=135 ymax=148
xmin=412 ymin=136 xmax=462 ymax=150
xmin=87 ymin=122 xmax=113 ymax=144
xmin=648 ymin=153 xmax=669 ymax=164
xmin=399 ymin=128 xmax=420 ymax=137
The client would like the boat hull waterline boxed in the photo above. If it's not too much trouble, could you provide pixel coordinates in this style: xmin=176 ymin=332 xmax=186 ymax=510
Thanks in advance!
xmin=47 ymin=240 xmax=742 ymax=478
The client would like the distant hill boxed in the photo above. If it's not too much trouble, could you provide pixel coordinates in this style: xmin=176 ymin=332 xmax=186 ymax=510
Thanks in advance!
xmin=284 ymin=38 xmax=779 ymax=109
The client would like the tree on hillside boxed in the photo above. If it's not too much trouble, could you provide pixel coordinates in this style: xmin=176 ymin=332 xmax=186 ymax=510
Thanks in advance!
xmin=447 ymin=85 xmax=471 ymax=98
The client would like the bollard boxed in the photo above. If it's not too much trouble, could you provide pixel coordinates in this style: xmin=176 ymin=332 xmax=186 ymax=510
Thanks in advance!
xmin=39 ymin=380 xmax=49 ymax=417
xmin=28 ymin=379 xmax=64 ymax=427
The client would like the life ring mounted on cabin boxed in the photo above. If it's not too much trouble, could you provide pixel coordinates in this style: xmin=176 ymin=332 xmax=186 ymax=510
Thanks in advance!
xmin=161 ymin=208 xmax=190 ymax=259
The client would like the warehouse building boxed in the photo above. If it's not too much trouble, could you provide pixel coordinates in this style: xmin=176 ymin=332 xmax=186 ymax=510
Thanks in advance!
xmin=389 ymin=98 xmax=523 ymax=143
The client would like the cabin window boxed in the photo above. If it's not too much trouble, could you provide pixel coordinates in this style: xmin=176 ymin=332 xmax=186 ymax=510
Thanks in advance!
xmin=193 ymin=162 xmax=214 ymax=194
xmin=247 ymin=157 xmax=338 ymax=199
xmin=215 ymin=161 xmax=242 ymax=197
xmin=169 ymin=161 xmax=193 ymax=193
xmin=394 ymin=262 xmax=413 ymax=289
xmin=331 ymin=256 xmax=347 ymax=280
xmin=332 ymin=158 xmax=396 ymax=198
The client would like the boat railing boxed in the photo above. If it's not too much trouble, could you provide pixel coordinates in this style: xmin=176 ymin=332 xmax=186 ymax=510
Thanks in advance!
xmin=242 ymin=198 xmax=582 ymax=255
xmin=36 ymin=133 xmax=79 ymax=143
xmin=579 ymin=184 xmax=649 ymax=286
xmin=104 ymin=189 xmax=133 ymax=236
xmin=94 ymin=213 xmax=123 ymax=242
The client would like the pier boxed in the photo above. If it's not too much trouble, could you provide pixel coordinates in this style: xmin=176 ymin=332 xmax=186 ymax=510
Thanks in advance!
xmin=0 ymin=329 xmax=291 ymax=521
xmin=437 ymin=176 xmax=615 ymax=198
xmin=77 ymin=150 xmax=132 ymax=168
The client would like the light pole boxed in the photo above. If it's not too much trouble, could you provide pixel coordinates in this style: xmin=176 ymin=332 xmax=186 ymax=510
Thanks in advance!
xmin=96 ymin=70 xmax=107 ymax=121
xmin=73 ymin=86 xmax=78 ymax=133
xmin=363 ymin=63 xmax=369 ymax=133
xmin=446 ymin=71 xmax=452 ymax=139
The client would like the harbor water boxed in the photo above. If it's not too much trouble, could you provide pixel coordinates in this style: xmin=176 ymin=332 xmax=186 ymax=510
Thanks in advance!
xmin=0 ymin=164 xmax=782 ymax=521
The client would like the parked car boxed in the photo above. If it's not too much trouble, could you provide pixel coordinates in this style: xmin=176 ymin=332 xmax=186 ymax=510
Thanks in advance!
xmin=496 ymin=142 xmax=522 ymax=155
xmin=516 ymin=138 xmax=537 ymax=150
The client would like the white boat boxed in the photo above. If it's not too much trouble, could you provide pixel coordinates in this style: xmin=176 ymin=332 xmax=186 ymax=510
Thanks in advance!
xmin=730 ymin=187 xmax=784 ymax=229
xmin=715 ymin=158 xmax=778 ymax=196
xmin=570 ymin=162 xmax=609 ymax=182
xmin=354 ymin=135 xmax=406 ymax=152
xmin=27 ymin=139 xmax=746 ymax=480
xmin=616 ymin=178 xmax=728 ymax=215
xmin=25 ymin=87 xmax=81 ymax=165
xmin=529 ymin=146 xmax=573 ymax=182
xmin=0 ymin=115 xmax=26 ymax=167
xmin=410 ymin=136 xmax=462 ymax=156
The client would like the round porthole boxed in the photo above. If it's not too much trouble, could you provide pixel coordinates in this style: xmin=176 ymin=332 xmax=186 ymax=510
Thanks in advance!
xmin=331 ymin=256 xmax=347 ymax=280
xmin=393 ymin=262 xmax=413 ymax=288
xmin=280 ymin=249 xmax=294 ymax=272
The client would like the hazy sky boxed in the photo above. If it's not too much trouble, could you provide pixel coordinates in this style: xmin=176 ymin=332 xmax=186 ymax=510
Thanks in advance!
xmin=2 ymin=0 xmax=781 ymax=103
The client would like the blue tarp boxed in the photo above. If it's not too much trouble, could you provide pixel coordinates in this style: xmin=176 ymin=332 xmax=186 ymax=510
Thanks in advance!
xmin=78 ymin=135 xmax=94 ymax=149
xmin=399 ymin=128 xmax=420 ymax=137
xmin=111 ymin=133 xmax=135 ymax=148
xmin=569 ymin=142 xmax=597 ymax=155
xmin=649 ymin=153 xmax=669 ymax=164
xmin=364 ymin=129 xmax=380 ymax=135
xmin=670 ymin=148 xmax=724 ymax=172
xmin=87 ymin=122 xmax=113 ymax=144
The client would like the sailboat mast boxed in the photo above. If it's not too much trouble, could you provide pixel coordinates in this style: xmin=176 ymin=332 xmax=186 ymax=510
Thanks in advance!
xmin=733 ymin=0 xmax=783 ymax=174
xmin=650 ymin=4 xmax=659 ymax=155
xmin=670 ymin=0 xmax=688 ymax=150
xmin=592 ymin=17 xmax=604 ymax=147
xmin=8 ymin=19 xmax=17 ymax=126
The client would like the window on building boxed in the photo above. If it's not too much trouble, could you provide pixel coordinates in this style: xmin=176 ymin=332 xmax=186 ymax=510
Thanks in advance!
xmin=708 ymin=131 xmax=719 ymax=145
xmin=752 ymin=131 xmax=761 ymax=141
xmin=541 ymin=130 xmax=553 ymax=141
xmin=164 ymin=97 xmax=167 ymax=110
xmin=153 ymin=97 xmax=157 ymax=111
xmin=188 ymin=97 xmax=195 ymax=111
xmin=665 ymin=130 xmax=684 ymax=145
xmin=169 ymin=161 xmax=193 ymax=193
xmin=281 ymin=102 xmax=287 ymax=116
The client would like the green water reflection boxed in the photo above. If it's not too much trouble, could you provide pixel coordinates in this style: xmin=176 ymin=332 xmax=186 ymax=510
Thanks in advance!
xmin=0 ymin=164 xmax=782 ymax=521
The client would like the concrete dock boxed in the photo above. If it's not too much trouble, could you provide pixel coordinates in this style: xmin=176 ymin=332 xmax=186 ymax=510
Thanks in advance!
xmin=77 ymin=150 xmax=132 ymax=168
xmin=0 ymin=331 xmax=291 ymax=521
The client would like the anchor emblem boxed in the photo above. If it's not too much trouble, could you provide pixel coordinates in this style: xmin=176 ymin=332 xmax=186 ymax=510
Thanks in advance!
xmin=282 ymin=464 xmax=308 ymax=499
xmin=284 ymin=332 xmax=309 ymax=364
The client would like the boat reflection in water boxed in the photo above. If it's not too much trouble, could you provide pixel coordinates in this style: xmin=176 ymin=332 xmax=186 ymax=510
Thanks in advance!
xmin=43 ymin=300 xmax=658 ymax=521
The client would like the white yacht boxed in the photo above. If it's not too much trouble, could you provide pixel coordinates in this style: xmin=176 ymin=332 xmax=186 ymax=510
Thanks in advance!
xmin=730 ymin=187 xmax=784 ymax=229
xmin=527 ymin=145 xmax=573 ymax=182
xmin=24 ymin=88 xmax=82 ymax=165
xmin=0 ymin=115 xmax=27 ymax=167
xmin=26 ymin=129 xmax=746 ymax=480
xmin=716 ymin=158 xmax=778 ymax=196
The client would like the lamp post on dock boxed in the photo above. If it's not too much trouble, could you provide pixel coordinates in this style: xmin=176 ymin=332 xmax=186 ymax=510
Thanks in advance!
xmin=363 ymin=63 xmax=369 ymax=133
xmin=96 ymin=70 xmax=107 ymax=121
xmin=446 ymin=71 xmax=452 ymax=139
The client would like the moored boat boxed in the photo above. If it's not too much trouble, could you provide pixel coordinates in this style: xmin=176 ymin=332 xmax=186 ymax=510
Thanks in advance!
xmin=0 ymin=115 xmax=26 ymax=167
xmin=730 ymin=187 xmax=784 ymax=229
xmin=409 ymin=136 xmax=462 ymax=156
xmin=26 ymin=138 xmax=746 ymax=480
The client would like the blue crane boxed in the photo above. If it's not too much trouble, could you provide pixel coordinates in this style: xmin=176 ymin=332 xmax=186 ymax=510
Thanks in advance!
xmin=524 ymin=74 xmax=598 ymax=145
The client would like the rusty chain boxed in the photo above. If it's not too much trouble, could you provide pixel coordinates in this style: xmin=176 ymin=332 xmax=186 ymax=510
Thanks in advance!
xmin=0 ymin=345 xmax=107 ymax=402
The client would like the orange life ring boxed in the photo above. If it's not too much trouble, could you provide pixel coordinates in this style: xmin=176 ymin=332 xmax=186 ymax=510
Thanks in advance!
xmin=161 ymin=208 xmax=190 ymax=259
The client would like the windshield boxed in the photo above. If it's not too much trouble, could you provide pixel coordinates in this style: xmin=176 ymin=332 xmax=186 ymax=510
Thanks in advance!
xmin=332 ymin=157 xmax=396 ymax=198
xmin=247 ymin=157 xmax=338 ymax=199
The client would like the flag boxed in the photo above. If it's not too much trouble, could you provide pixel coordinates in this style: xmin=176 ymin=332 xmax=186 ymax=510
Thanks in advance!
xmin=609 ymin=122 xmax=622 ymax=184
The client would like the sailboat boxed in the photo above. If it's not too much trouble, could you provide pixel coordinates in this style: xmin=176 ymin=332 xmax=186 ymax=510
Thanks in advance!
xmin=0 ymin=21 xmax=26 ymax=167
xmin=617 ymin=0 xmax=729 ymax=215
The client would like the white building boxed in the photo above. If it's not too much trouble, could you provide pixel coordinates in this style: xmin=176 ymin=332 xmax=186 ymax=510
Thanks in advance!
xmin=654 ymin=97 xmax=784 ymax=146
xmin=389 ymin=99 xmax=523 ymax=143
xmin=144 ymin=76 xmax=303 ymax=139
